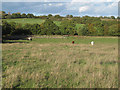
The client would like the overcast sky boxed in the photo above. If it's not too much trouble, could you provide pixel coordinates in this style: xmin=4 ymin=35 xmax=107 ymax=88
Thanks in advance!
xmin=2 ymin=0 xmax=119 ymax=17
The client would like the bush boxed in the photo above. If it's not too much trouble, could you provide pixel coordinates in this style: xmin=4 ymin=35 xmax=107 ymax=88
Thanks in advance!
xmin=60 ymin=20 xmax=75 ymax=35
xmin=41 ymin=18 xmax=60 ymax=35
xmin=2 ymin=21 xmax=12 ymax=35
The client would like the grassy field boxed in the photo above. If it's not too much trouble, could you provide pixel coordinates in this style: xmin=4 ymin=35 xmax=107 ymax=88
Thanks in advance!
xmin=2 ymin=36 xmax=118 ymax=88
xmin=3 ymin=18 xmax=83 ymax=28
xmin=3 ymin=18 xmax=45 ymax=25
xmin=2 ymin=18 xmax=61 ymax=26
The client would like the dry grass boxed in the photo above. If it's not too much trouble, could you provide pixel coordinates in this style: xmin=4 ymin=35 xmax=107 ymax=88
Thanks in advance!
xmin=2 ymin=37 xmax=118 ymax=88
xmin=101 ymin=19 xmax=117 ymax=21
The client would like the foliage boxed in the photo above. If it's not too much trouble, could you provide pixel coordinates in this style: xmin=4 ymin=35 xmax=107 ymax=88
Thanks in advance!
xmin=27 ymin=13 xmax=34 ymax=18
xmin=1 ymin=10 xmax=118 ymax=36
xmin=80 ymin=25 xmax=89 ymax=36
xmin=108 ymin=24 xmax=118 ymax=36
xmin=103 ymin=25 xmax=109 ymax=36
xmin=11 ymin=24 xmax=24 ymax=35
xmin=12 ymin=13 xmax=21 ymax=18
xmin=48 ymin=14 xmax=53 ymax=18
xmin=60 ymin=20 xmax=75 ymax=35
xmin=21 ymin=13 xmax=27 ymax=18
xmin=54 ymin=15 xmax=61 ymax=18
xmin=5 ymin=15 xmax=12 ymax=19
xmin=9 ymin=22 xmax=16 ymax=35
xmin=31 ymin=24 xmax=41 ymax=35
xmin=88 ymin=24 xmax=97 ymax=36
xmin=111 ymin=16 xmax=115 ymax=19
xmin=41 ymin=18 xmax=60 ymax=35
xmin=93 ymin=22 xmax=104 ymax=36
xmin=66 ymin=15 xmax=73 ymax=18
xmin=2 ymin=21 xmax=12 ymax=35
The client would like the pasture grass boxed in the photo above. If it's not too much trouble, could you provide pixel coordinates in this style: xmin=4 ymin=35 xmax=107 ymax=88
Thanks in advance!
xmin=3 ymin=18 xmax=84 ymax=27
xmin=2 ymin=36 xmax=118 ymax=88
xmin=32 ymin=36 xmax=117 ymax=44
xmin=3 ymin=18 xmax=45 ymax=25
xmin=3 ymin=18 xmax=61 ymax=26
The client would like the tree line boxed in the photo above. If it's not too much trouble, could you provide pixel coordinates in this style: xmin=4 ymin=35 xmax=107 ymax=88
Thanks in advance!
xmin=1 ymin=11 xmax=120 ymax=20
xmin=2 ymin=17 xmax=120 ymax=36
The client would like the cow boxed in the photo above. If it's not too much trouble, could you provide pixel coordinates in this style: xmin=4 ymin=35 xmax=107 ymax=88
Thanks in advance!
xmin=91 ymin=41 xmax=94 ymax=45
xmin=27 ymin=37 xmax=32 ymax=41
xmin=72 ymin=41 xmax=74 ymax=44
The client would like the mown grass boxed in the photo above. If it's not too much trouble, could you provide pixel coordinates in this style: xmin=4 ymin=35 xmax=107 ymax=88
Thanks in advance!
xmin=2 ymin=36 xmax=118 ymax=88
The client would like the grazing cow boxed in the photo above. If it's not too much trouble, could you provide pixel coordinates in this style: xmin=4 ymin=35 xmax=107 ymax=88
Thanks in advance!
xmin=28 ymin=37 xmax=32 ymax=41
xmin=91 ymin=41 xmax=94 ymax=45
xmin=72 ymin=41 xmax=74 ymax=44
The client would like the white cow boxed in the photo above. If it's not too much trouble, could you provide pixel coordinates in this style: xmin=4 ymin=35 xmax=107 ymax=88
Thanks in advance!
xmin=28 ymin=37 xmax=32 ymax=41
xmin=91 ymin=41 xmax=94 ymax=45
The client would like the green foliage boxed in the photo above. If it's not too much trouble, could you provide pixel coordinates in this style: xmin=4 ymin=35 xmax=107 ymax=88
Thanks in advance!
xmin=16 ymin=13 xmax=21 ymax=18
xmin=9 ymin=23 xmax=32 ymax=35
xmin=81 ymin=16 xmax=101 ymax=24
xmin=12 ymin=13 xmax=18 ymax=18
xmin=2 ymin=14 xmax=5 ymax=19
xmin=2 ymin=11 xmax=6 ymax=14
xmin=118 ymin=24 xmax=120 ymax=36
xmin=40 ymin=15 xmax=47 ymax=19
xmin=104 ymin=25 xmax=109 ymax=36
xmin=108 ymin=24 xmax=118 ymax=36
xmin=5 ymin=15 xmax=12 ymax=19
xmin=2 ymin=12 xmax=118 ymax=36
xmin=21 ymin=13 xmax=27 ymax=18
xmin=2 ymin=21 xmax=12 ymax=35
xmin=1 ymin=11 xmax=6 ymax=19
xmin=88 ymin=24 xmax=97 ymax=36
xmin=27 ymin=13 xmax=34 ymax=18
xmin=31 ymin=24 xmax=41 ymax=35
xmin=41 ymin=18 xmax=60 ymax=35
xmin=11 ymin=24 xmax=24 ymax=35
xmin=9 ymin=22 xmax=16 ymax=35
xmin=94 ymin=22 xmax=104 ymax=36
xmin=12 ymin=13 xmax=21 ymax=18
xmin=54 ymin=15 xmax=61 ymax=18
xmin=66 ymin=15 xmax=73 ymax=18
xmin=23 ymin=23 xmax=32 ymax=35
xmin=54 ymin=15 xmax=62 ymax=21
xmin=80 ymin=25 xmax=89 ymax=36
xmin=76 ymin=24 xmax=89 ymax=36
xmin=60 ymin=20 xmax=75 ymax=35
xmin=48 ymin=14 xmax=52 ymax=18
xmin=111 ymin=16 xmax=115 ymax=19
xmin=117 ymin=16 xmax=120 ymax=19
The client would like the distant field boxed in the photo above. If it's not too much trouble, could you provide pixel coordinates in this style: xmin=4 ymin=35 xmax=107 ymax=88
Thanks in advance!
xmin=3 ymin=18 xmax=83 ymax=28
xmin=2 ymin=18 xmax=61 ymax=26
xmin=2 ymin=36 xmax=118 ymax=88
xmin=101 ymin=19 xmax=117 ymax=21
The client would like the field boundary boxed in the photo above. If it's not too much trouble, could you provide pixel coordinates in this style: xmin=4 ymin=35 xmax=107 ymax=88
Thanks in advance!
xmin=3 ymin=35 xmax=118 ymax=40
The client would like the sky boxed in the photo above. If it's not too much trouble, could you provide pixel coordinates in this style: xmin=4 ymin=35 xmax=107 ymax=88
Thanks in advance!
xmin=2 ymin=0 xmax=120 ymax=17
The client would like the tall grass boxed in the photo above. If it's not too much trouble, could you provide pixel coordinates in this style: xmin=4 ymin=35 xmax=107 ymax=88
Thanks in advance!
xmin=2 ymin=36 xmax=118 ymax=88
